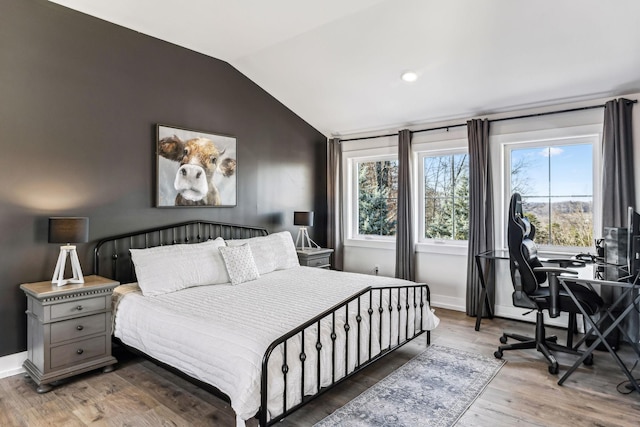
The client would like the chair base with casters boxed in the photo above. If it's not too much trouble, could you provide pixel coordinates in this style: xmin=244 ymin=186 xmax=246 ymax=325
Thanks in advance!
xmin=494 ymin=311 xmax=593 ymax=375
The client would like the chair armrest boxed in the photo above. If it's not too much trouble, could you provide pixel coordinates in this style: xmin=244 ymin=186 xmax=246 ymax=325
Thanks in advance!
xmin=533 ymin=266 xmax=578 ymax=318
xmin=534 ymin=266 xmax=579 ymax=275
xmin=546 ymin=258 xmax=586 ymax=268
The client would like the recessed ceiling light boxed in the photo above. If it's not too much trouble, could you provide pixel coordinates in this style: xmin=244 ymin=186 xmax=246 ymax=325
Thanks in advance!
xmin=401 ymin=71 xmax=418 ymax=82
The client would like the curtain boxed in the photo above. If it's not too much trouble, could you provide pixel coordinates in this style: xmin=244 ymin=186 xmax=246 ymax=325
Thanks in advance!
xmin=465 ymin=119 xmax=494 ymax=316
xmin=602 ymin=98 xmax=635 ymax=228
xmin=395 ymin=129 xmax=414 ymax=280
xmin=327 ymin=138 xmax=344 ymax=270
xmin=601 ymin=98 xmax=636 ymax=341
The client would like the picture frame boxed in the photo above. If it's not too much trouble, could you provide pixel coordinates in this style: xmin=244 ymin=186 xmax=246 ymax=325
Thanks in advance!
xmin=156 ymin=124 xmax=237 ymax=207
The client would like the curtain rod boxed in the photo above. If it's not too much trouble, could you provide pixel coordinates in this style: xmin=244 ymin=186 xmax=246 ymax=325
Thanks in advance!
xmin=337 ymin=98 xmax=637 ymax=142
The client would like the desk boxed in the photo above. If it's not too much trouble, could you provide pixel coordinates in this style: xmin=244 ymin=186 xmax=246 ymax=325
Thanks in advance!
xmin=555 ymin=264 xmax=640 ymax=392
xmin=474 ymin=249 xmax=509 ymax=331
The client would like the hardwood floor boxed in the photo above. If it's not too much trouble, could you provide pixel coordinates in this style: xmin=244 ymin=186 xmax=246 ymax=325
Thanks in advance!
xmin=1 ymin=309 xmax=639 ymax=426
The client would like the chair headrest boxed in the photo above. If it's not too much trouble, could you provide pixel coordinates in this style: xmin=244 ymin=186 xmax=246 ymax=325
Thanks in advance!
xmin=509 ymin=193 xmax=524 ymax=229
xmin=508 ymin=192 xmax=534 ymax=239
xmin=510 ymin=192 xmax=523 ymax=218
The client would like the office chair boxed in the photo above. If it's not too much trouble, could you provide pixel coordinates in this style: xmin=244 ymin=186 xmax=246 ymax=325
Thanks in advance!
xmin=494 ymin=193 xmax=604 ymax=374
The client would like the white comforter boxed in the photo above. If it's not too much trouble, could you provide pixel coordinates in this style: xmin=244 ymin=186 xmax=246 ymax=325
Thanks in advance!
xmin=113 ymin=267 xmax=439 ymax=424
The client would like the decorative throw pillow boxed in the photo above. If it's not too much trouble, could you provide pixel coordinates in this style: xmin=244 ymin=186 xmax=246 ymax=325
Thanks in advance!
xmin=219 ymin=244 xmax=260 ymax=285
xmin=130 ymin=237 xmax=229 ymax=296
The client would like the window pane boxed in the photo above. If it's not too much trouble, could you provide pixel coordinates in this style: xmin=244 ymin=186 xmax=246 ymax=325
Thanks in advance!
xmin=358 ymin=160 xmax=398 ymax=236
xmin=549 ymin=144 xmax=592 ymax=197
xmin=510 ymin=148 xmax=549 ymax=197
xmin=520 ymin=197 xmax=551 ymax=245
xmin=550 ymin=197 xmax=593 ymax=246
xmin=425 ymin=156 xmax=452 ymax=194
xmin=512 ymin=143 xmax=593 ymax=248
xmin=424 ymin=154 xmax=469 ymax=240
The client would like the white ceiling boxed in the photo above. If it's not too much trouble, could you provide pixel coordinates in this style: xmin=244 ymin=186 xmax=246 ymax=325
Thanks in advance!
xmin=49 ymin=0 xmax=640 ymax=137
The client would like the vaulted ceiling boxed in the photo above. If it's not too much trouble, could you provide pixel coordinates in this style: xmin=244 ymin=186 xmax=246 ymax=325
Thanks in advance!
xmin=49 ymin=0 xmax=640 ymax=137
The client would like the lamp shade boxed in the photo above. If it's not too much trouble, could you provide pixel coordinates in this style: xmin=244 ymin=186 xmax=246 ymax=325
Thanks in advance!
xmin=293 ymin=211 xmax=314 ymax=227
xmin=48 ymin=217 xmax=89 ymax=244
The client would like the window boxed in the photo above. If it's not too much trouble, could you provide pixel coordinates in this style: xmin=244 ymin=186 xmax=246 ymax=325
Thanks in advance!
xmin=356 ymin=158 xmax=398 ymax=237
xmin=420 ymin=151 xmax=470 ymax=241
xmin=508 ymin=139 xmax=595 ymax=248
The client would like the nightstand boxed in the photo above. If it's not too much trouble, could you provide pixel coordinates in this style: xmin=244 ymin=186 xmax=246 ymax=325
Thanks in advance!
xmin=20 ymin=275 xmax=119 ymax=393
xmin=296 ymin=248 xmax=334 ymax=269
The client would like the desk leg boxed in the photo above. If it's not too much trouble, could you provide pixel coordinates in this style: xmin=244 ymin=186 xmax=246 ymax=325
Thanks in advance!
xmin=474 ymin=255 xmax=494 ymax=331
xmin=558 ymin=283 xmax=640 ymax=392
xmin=475 ymin=287 xmax=486 ymax=331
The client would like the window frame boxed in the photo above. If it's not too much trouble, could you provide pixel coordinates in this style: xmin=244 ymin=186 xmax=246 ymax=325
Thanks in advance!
xmin=343 ymin=146 xmax=399 ymax=248
xmin=497 ymin=125 xmax=603 ymax=254
xmin=417 ymin=147 xmax=471 ymax=245
xmin=415 ymin=137 xmax=470 ymax=250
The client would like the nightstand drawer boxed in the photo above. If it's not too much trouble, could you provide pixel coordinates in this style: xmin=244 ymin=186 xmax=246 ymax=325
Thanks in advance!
xmin=50 ymin=313 xmax=107 ymax=344
xmin=50 ymin=336 xmax=107 ymax=369
xmin=50 ymin=296 xmax=106 ymax=320
xmin=307 ymin=256 xmax=330 ymax=268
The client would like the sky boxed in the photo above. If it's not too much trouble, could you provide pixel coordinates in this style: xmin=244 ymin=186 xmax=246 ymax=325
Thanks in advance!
xmin=511 ymin=143 xmax=592 ymax=200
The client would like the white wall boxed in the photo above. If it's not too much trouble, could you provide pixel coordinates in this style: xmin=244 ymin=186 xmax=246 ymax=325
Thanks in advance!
xmin=342 ymin=93 xmax=640 ymax=323
xmin=0 ymin=352 xmax=26 ymax=379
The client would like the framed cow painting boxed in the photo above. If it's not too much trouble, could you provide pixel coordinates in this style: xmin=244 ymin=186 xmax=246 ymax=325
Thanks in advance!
xmin=156 ymin=124 xmax=237 ymax=207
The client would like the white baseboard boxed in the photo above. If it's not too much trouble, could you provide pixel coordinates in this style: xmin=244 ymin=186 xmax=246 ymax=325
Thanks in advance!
xmin=430 ymin=299 xmax=581 ymax=332
xmin=430 ymin=294 xmax=465 ymax=312
xmin=0 ymin=351 xmax=26 ymax=379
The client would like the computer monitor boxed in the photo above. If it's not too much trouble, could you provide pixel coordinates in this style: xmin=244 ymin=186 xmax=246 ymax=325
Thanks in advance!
xmin=627 ymin=206 xmax=640 ymax=276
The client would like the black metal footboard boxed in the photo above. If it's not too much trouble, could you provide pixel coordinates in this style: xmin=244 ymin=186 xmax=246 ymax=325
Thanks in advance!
xmin=258 ymin=283 xmax=431 ymax=426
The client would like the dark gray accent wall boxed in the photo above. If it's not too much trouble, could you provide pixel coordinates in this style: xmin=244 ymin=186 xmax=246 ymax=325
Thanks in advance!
xmin=0 ymin=0 xmax=327 ymax=356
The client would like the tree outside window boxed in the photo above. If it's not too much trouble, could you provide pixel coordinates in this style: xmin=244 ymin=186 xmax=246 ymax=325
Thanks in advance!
xmin=423 ymin=153 xmax=469 ymax=240
xmin=357 ymin=160 xmax=398 ymax=236
xmin=510 ymin=143 xmax=593 ymax=247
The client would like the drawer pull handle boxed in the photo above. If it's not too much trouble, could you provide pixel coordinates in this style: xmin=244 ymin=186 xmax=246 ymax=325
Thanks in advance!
xmin=76 ymin=349 xmax=84 ymax=355
xmin=76 ymin=305 xmax=83 ymax=311
xmin=76 ymin=325 xmax=84 ymax=331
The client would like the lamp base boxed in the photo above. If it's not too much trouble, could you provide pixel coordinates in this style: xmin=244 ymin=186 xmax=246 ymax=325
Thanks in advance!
xmin=52 ymin=245 xmax=85 ymax=287
xmin=295 ymin=227 xmax=320 ymax=250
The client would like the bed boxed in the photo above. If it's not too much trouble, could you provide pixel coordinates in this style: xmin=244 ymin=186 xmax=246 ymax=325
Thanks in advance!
xmin=94 ymin=220 xmax=439 ymax=426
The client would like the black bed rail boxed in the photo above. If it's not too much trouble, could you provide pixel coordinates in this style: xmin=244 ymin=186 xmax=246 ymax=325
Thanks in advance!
xmin=94 ymin=220 xmax=268 ymax=283
xmin=258 ymin=283 xmax=431 ymax=426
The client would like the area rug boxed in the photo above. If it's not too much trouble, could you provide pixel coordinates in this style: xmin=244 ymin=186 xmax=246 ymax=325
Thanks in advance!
xmin=314 ymin=345 xmax=505 ymax=427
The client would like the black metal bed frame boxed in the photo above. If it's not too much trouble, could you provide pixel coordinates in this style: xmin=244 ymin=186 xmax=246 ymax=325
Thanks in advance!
xmin=94 ymin=220 xmax=432 ymax=426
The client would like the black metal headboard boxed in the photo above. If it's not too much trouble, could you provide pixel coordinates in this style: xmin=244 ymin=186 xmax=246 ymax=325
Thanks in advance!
xmin=94 ymin=220 xmax=268 ymax=284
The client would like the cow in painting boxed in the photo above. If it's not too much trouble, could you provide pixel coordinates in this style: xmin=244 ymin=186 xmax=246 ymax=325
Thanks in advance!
xmin=159 ymin=135 xmax=235 ymax=206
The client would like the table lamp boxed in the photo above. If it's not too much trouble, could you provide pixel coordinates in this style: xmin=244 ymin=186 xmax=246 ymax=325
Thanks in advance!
xmin=294 ymin=211 xmax=319 ymax=250
xmin=49 ymin=217 xmax=89 ymax=286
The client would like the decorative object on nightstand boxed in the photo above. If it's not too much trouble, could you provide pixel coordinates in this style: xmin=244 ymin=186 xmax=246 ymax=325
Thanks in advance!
xmin=49 ymin=217 xmax=89 ymax=286
xmin=20 ymin=275 xmax=119 ymax=393
xmin=294 ymin=211 xmax=320 ymax=250
xmin=296 ymin=247 xmax=334 ymax=269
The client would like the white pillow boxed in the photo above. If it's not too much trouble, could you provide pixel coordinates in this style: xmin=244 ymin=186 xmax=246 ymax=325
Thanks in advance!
xmin=226 ymin=232 xmax=299 ymax=274
xmin=270 ymin=231 xmax=300 ymax=270
xmin=219 ymin=244 xmax=260 ymax=285
xmin=130 ymin=237 xmax=229 ymax=296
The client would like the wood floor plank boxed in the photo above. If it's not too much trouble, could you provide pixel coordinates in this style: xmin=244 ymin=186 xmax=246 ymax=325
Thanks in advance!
xmin=1 ymin=308 xmax=639 ymax=426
